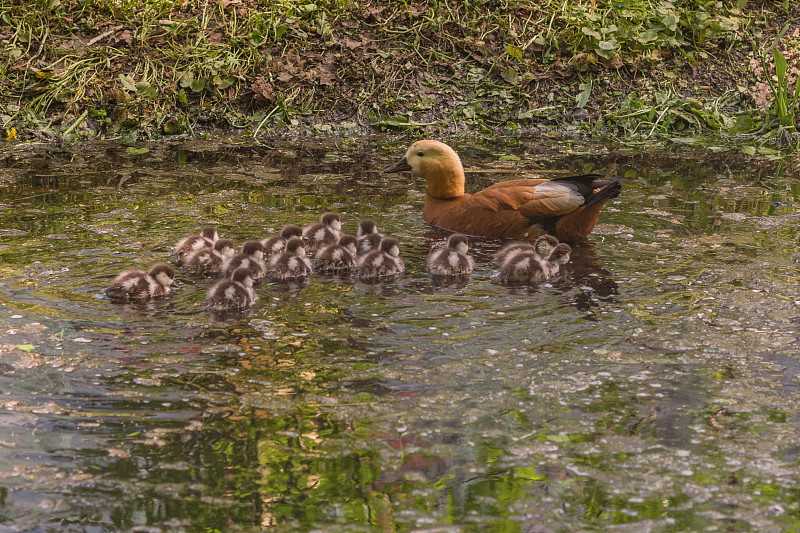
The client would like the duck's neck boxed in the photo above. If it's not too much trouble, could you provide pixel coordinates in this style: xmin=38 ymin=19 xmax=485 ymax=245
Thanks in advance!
xmin=423 ymin=157 xmax=465 ymax=199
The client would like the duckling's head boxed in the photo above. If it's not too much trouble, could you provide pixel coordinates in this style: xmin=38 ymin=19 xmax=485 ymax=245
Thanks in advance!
xmin=200 ymin=227 xmax=219 ymax=241
xmin=214 ymin=238 xmax=236 ymax=258
xmin=241 ymin=240 xmax=263 ymax=260
xmin=230 ymin=267 xmax=254 ymax=286
xmin=534 ymin=234 xmax=559 ymax=257
xmin=357 ymin=219 xmax=378 ymax=236
xmin=384 ymin=140 xmax=465 ymax=199
xmin=338 ymin=234 xmax=358 ymax=254
xmin=380 ymin=237 xmax=401 ymax=257
xmin=285 ymin=237 xmax=306 ymax=256
xmin=548 ymin=243 xmax=572 ymax=265
xmin=281 ymin=224 xmax=303 ymax=239
xmin=447 ymin=233 xmax=470 ymax=254
xmin=320 ymin=212 xmax=342 ymax=232
xmin=149 ymin=263 xmax=175 ymax=287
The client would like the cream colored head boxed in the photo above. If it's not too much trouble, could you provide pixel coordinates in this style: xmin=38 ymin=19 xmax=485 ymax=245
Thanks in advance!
xmin=385 ymin=140 xmax=465 ymax=199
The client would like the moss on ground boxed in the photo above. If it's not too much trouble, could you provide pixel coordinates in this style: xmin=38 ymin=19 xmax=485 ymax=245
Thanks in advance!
xmin=0 ymin=0 xmax=798 ymax=146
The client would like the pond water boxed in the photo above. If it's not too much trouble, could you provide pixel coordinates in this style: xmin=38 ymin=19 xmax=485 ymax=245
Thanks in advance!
xmin=0 ymin=135 xmax=800 ymax=532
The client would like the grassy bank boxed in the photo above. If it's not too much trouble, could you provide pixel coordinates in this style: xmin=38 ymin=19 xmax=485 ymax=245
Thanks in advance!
xmin=0 ymin=0 xmax=798 ymax=147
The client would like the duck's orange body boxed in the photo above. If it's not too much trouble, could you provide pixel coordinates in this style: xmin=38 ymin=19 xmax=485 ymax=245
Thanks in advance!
xmin=384 ymin=140 xmax=621 ymax=242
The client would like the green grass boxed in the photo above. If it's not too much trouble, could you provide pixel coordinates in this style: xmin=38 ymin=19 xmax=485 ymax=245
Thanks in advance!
xmin=0 ymin=0 xmax=797 ymax=147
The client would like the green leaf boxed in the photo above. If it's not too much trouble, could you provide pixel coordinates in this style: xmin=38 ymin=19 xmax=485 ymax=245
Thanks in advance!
xmin=126 ymin=147 xmax=150 ymax=155
xmin=774 ymin=47 xmax=787 ymax=83
xmin=581 ymin=27 xmax=602 ymax=40
xmin=575 ymin=81 xmax=592 ymax=109
xmin=15 ymin=344 xmax=35 ymax=352
xmin=741 ymin=145 xmax=756 ymax=155
xmin=190 ymin=77 xmax=206 ymax=93
xmin=506 ymin=44 xmax=523 ymax=60
xmin=118 ymin=74 xmax=136 ymax=91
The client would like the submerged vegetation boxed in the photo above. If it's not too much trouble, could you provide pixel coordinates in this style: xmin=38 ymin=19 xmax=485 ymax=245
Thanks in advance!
xmin=0 ymin=0 xmax=798 ymax=147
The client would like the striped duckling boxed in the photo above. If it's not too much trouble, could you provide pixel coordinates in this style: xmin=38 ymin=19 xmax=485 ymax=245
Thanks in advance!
xmin=221 ymin=240 xmax=266 ymax=280
xmin=497 ymin=242 xmax=572 ymax=283
xmin=493 ymin=234 xmax=559 ymax=269
xmin=357 ymin=237 xmax=404 ymax=280
xmin=303 ymin=212 xmax=342 ymax=252
xmin=314 ymin=234 xmax=358 ymax=274
xmin=206 ymin=267 xmax=257 ymax=311
xmin=268 ymin=237 xmax=312 ymax=279
xmin=182 ymin=238 xmax=236 ymax=275
xmin=427 ymin=233 xmax=474 ymax=277
xmin=174 ymin=226 xmax=219 ymax=264
xmin=261 ymin=224 xmax=303 ymax=263
xmin=106 ymin=263 xmax=175 ymax=301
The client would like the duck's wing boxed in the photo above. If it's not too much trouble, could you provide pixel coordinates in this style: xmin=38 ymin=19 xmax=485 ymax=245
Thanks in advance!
xmin=470 ymin=178 xmax=585 ymax=217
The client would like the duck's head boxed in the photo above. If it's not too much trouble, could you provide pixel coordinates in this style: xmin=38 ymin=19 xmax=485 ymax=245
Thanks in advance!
xmin=281 ymin=224 xmax=303 ymax=239
xmin=200 ymin=227 xmax=219 ymax=241
xmin=241 ymin=240 xmax=263 ymax=260
xmin=548 ymin=243 xmax=572 ymax=265
xmin=230 ymin=267 xmax=254 ymax=286
xmin=320 ymin=212 xmax=342 ymax=232
xmin=214 ymin=238 xmax=236 ymax=258
xmin=285 ymin=237 xmax=306 ymax=257
xmin=384 ymin=140 xmax=465 ymax=199
xmin=149 ymin=263 xmax=175 ymax=287
xmin=447 ymin=233 xmax=470 ymax=254
xmin=357 ymin=219 xmax=378 ymax=236
xmin=534 ymin=235 xmax=559 ymax=257
xmin=338 ymin=234 xmax=358 ymax=255
xmin=380 ymin=237 xmax=401 ymax=257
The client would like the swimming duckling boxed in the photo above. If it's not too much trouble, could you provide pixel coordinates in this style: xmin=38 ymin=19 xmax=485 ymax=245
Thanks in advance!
xmin=221 ymin=240 xmax=266 ymax=279
xmin=357 ymin=237 xmax=404 ymax=279
xmin=357 ymin=232 xmax=383 ymax=256
xmin=314 ymin=234 xmax=358 ymax=273
xmin=106 ymin=263 xmax=175 ymax=301
xmin=206 ymin=267 xmax=257 ymax=311
xmin=427 ymin=233 xmax=474 ymax=277
xmin=497 ymin=242 xmax=572 ymax=283
xmin=497 ymin=252 xmax=548 ymax=283
xmin=268 ymin=237 xmax=312 ymax=279
xmin=384 ymin=140 xmax=622 ymax=242
xmin=543 ymin=243 xmax=572 ymax=278
xmin=261 ymin=224 xmax=303 ymax=261
xmin=174 ymin=227 xmax=219 ymax=264
xmin=493 ymin=234 xmax=559 ymax=268
xmin=182 ymin=238 xmax=236 ymax=275
xmin=303 ymin=212 xmax=342 ymax=252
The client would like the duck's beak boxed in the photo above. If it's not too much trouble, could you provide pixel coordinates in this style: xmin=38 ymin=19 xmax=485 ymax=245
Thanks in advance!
xmin=384 ymin=156 xmax=411 ymax=174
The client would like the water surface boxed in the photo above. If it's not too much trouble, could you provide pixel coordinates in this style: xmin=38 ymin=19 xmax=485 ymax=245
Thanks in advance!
xmin=1 ymin=136 xmax=800 ymax=532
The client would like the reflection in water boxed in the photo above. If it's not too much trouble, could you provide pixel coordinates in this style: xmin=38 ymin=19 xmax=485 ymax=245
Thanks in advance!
xmin=1 ymin=138 xmax=800 ymax=531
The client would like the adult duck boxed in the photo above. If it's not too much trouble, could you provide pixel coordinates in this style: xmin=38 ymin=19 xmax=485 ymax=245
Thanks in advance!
xmin=384 ymin=140 xmax=621 ymax=242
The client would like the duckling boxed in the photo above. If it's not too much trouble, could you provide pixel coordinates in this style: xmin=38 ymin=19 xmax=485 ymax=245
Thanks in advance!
xmin=182 ymin=238 xmax=236 ymax=275
xmin=357 ymin=237 xmax=404 ymax=279
xmin=303 ymin=212 xmax=342 ymax=252
xmin=268 ymin=237 xmax=312 ymax=279
xmin=206 ymin=267 xmax=257 ymax=311
xmin=493 ymin=234 xmax=559 ymax=268
xmin=497 ymin=252 xmax=548 ymax=283
xmin=314 ymin=234 xmax=358 ymax=273
xmin=106 ymin=263 xmax=175 ymax=301
xmin=543 ymin=243 xmax=572 ymax=278
xmin=497 ymin=242 xmax=572 ymax=283
xmin=174 ymin=227 xmax=219 ymax=263
xmin=221 ymin=240 xmax=266 ymax=279
xmin=427 ymin=233 xmax=474 ymax=276
xmin=261 ymin=224 xmax=303 ymax=261
xmin=384 ymin=140 xmax=621 ymax=243
xmin=357 ymin=232 xmax=383 ymax=256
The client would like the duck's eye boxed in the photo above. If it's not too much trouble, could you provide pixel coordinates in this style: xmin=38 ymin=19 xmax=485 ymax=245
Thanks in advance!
xmin=417 ymin=151 xmax=424 ymax=157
